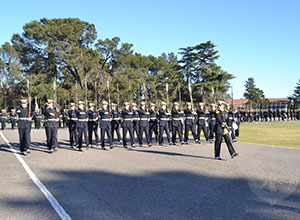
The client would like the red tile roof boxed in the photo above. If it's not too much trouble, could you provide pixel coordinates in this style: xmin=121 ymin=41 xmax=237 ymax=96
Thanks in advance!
xmin=267 ymin=98 xmax=289 ymax=103
xmin=226 ymin=99 xmax=249 ymax=105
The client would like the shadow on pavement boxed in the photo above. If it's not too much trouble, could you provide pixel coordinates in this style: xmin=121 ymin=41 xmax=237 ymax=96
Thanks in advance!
xmin=2 ymin=169 xmax=299 ymax=220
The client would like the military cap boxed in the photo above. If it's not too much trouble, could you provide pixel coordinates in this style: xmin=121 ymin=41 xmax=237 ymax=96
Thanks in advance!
xmin=161 ymin=102 xmax=167 ymax=106
xmin=173 ymin=102 xmax=179 ymax=106
xmin=111 ymin=103 xmax=117 ymax=106
xmin=78 ymin=101 xmax=85 ymax=105
xmin=20 ymin=99 xmax=28 ymax=104
xmin=70 ymin=102 xmax=76 ymax=106
xmin=150 ymin=103 xmax=156 ymax=106
xmin=89 ymin=103 xmax=95 ymax=107
xmin=210 ymin=103 xmax=216 ymax=107
xmin=217 ymin=100 xmax=227 ymax=106
xmin=132 ymin=103 xmax=137 ymax=106
xmin=47 ymin=99 xmax=54 ymax=103
xmin=140 ymin=101 xmax=146 ymax=106
xmin=199 ymin=102 xmax=204 ymax=106
xmin=186 ymin=102 xmax=192 ymax=106
xmin=102 ymin=100 xmax=108 ymax=105
xmin=124 ymin=102 xmax=130 ymax=106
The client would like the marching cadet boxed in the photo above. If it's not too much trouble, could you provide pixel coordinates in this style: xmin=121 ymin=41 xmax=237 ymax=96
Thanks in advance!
xmin=68 ymin=103 xmax=78 ymax=149
xmin=208 ymin=104 xmax=217 ymax=143
xmin=149 ymin=103 xmax=158 ymax=143
xmin=214 ymin=101 xmax=238 ymax=160
xmin=1 ymin=109 xmax=8 ymax=130
xmin=10 ymin=109 xmax=17 ymax=130
xmin=111 ymin=103 xmax=122 ymax=144
xmin=226 ymin=104 xmax=237 ymax=142
xmin=121 ymin=102 xmax=135 ymax=148
xmin=58 ymin=108 xmax=63 ymax=128
xmin=76 ymin=101 xmax=88 ymax=151
xmin=132 ymin=103 xmax=140 ymax=142
xmin=184 ymin=102 xmax=197 ymax=144
xmin=62 ymin=109 xmax=68 ymax=128
xmin=16 ymin=99 xmax=31 ymax=155
xmin=233 ymin=108 xmax=240 ymax=138
xmin=43 ymin=99 xmax=59 ymax=153
xmin=32 ymin=109 xmax=42 ymax=129
xmin=158 ymin=102 xmax=172 ymax=146
xmin=87 ymin=103 xmax=99 ymax=147
xmin=99 ymin=101 xmax=112 ymax=150
xmin=196 ymin=103 xmax=209 ymax=144
xmin=138 ymin=101 xmax=151 ymax=147
xmin=171 ymin=102 xmax=184 ymax=145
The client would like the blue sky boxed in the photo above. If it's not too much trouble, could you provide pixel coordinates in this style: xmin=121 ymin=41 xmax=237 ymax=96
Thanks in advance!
xmin=1 ymin=0 xmax=299 ymax=99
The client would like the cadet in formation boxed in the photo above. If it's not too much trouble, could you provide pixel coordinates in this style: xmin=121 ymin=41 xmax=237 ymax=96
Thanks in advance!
xmin=171 ymin=102 xmax=184 ymax=145
xmin=68 ymin=103 xmax=78 ymax=149
xmin=76 ymin=101 xmax=88 ymax=151
xmin=10 ymin=109 xmax=17 ymax=130
xmin=99 ymin=101 xmax=112 ymax=150
xmin=1 ymin=109 xmax=8 ymax=130
xmin=184 ymin=102 xmax=197 ymax=144
xmin=138 ymin=101 xmax=151 ymax=147
xmin=121 ymin=102 xmax=135 ymax=148
xmin=196 ymin=103 xmax=209 ymax=143
xmin=87 ymin=103 xmax=99 ymax=147
xmin=16 ymin=99 xmax=31 ymax=155
xmin=111 ymin=103 xmax=122 ymax=144
xmin=149 ymin=103 xmax=158 ymax=143
xmin=43 ymin=99 xmax=59 ymax=153
xmin=158 ymin=102 xmax=171 ymax=146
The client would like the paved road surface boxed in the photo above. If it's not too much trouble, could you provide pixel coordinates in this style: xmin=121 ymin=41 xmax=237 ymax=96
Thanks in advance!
xmin=0 ymin=128 xmax=299 ymax=220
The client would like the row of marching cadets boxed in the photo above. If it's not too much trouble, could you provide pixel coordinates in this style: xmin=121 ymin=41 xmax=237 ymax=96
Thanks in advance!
xmin=14 ymin=98 xmax=239 ymax=160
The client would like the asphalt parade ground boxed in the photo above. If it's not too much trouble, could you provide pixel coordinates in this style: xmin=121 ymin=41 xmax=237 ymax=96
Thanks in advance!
xmin=0 ymin=128 xmax=299 ymax=220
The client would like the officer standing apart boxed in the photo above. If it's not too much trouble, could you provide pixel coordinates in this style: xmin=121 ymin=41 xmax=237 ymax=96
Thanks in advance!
xmin=138 ymin=101 xmax=151 ymax=147
xmin=43 ymin=99 xmax=59 ymax=153
xmin=99 ymin=101 xmax=113 ymax=150
xmin=171 ymin=102 xmax=184 ymax=145
xmin=10 ymin=109 xmax=17 ymax=130
xmin=33 ymin=109 xmax=42 ymax=129
xmin=1 ymin=109 xmax=7 ymax=130
xmin=184 ymin=102 xmax=197 ymax=144
xmin=111 ymin=103 xmax=122 ymax=144
xmin=121 ymin=102 xmax=135 ymax=148
xmin=16 ymin=99 xmax=31 ymax=155
xmin=87 ymin=103 xmax=99 ymax=147
xmin=76 ymin=101 xmax=88 ymax=151
xmin=68 ymin=103 xmax=78 ymax=148
xmin=214 ymin=101 xmax=238 ymax=160
xmin=158 ymin=102 xmax=172 ymax=146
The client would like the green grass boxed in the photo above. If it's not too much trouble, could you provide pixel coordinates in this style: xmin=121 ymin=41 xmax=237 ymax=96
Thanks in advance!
xmin=238 ymin=122 xmax=300 ymax=149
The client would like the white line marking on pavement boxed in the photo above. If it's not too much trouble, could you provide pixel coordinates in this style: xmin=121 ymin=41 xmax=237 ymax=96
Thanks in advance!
xmin=0 ymin=131 xmax=72 ymax=220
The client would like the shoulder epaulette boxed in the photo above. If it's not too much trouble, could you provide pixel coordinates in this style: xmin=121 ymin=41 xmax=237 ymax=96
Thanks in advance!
xmin=216 ymin=110 xmax=220 ymax=114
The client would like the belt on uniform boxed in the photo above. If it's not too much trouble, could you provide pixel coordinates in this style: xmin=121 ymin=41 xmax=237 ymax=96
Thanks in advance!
xmin=123 ymin=119 xmax=132 ymax=121
xmin=112 ymin=118 xmax=120 ymax=120
xmin=11 ymin=117 xmax=17 ymax=119
xmin=150 ymin=118 xmax=157 ymax=120
xmin=46 ymin=119 xmax=59 ymax=122
xmin=132 ymin=118 xmax=139 ymax=120
xmin=211 ymin=118 xmax=216 ymax=120
xmin=19 ymin=118 xmax=31 ymax=121
xmin=101 ymin=119 xmax=111 ymax=121
xmin=140 ymin=118 xmax=148 ymax=121
xmin=88 ymin=119 xmax=98 ymax=121
xmin=78 ymin=119 xmax=88 ymax=122
xmin=229 ymin=117 xmax=233 ymax=119
xmin=186 ymin=117 xmax=193 ymax=119
xmin=1 ymin=117 xmax=7 ymax=119
xmin=199 ymin=117 xmax=205 ymax=119
xmin=160 ymin=118 xmax=169 ymax=120
xmin=173 ymin=118 xmax=181 ymax=120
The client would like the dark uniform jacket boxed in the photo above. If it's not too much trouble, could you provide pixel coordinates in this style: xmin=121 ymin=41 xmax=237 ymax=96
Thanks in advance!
xmin=88 ymin=110 xmax=98 ymax=122
xmin=158 ymin=110 xmax=170 ymax=127
xmin=99 ymin=109 xmax=110 ymax=128
xmin=196 ymin=109 xmax=206 ymax=125
xmin=43 ymin=108 xmax=58 ymax=128
xmin=171 ymin=109 xmax=181 ymax=127
xmin=121 ymin=109 xmax=133 ymax=128
xmin=209 ymin=111 xmax=217 ymax=125
xmin=76 ymin=109 xmax=88 ymax=128
xmin=184 ymin=109 xmax=195 ymax=126
xmin=149 ymin=110 xmax=158 ymax=122
xmin=215 ymin=110 xmax=229 ymax=135
xmin=16 ymin=107 xmax=31 ymax=128
xmin=138 ymin=110 xmax=149 ymax=127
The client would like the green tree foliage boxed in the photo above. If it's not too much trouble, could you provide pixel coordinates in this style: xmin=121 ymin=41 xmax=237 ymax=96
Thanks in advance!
xmin=0 ymin=42 xmax=23 ymax=108
xmin=4 ymin=18 xmax=234 ymax=110
xmin=243 ymin=77 xmax=268 ymax=107
xmin=289 ymin=79 xmax=300 ymax=107
xmin=178 ymin=41 xmax=234 ymax=103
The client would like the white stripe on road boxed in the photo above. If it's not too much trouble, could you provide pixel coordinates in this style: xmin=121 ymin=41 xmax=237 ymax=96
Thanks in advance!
xmin=0 ymin=131 xmax=72 ymax=220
